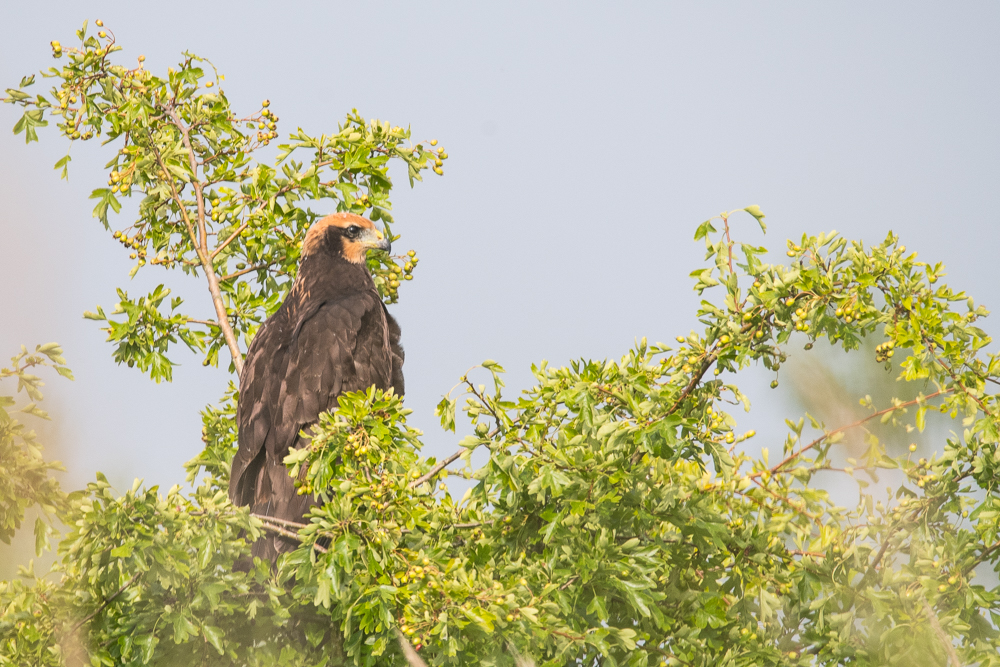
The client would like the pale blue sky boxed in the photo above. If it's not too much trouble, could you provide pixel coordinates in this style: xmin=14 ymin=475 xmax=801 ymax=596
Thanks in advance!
xmin=2 ymin=2 xmax=998 ymax=492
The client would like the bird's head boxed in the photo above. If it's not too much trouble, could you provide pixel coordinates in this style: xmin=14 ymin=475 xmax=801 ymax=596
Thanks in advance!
xmin=302 ymin=213 xmax=391 ymax=264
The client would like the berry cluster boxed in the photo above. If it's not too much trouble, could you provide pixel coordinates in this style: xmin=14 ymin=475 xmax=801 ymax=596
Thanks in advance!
xmin=834 ymin=303 xmax=862 ymax=324
xmin=208 ymin=197 xmax=230 ymax=222
xmin=107 ymin=168 xmax=132 ymax=194
xmin=112 ymin=230 xmax=147 ymax=265
xmin=113 ymin=228 xmax=176 ymax=268
xmin=405 ymin=138 xmax=448 ymax=176
xmin=378 ymin=250 xmax=419 ymax=301
xmin=343 ymin=429 xmax=372 ymax=457
xmin=875 ymin=340 xmax=895 ymax=363
xmin=256 ymin=100 xmax=278 ymax=144
xmin=426 ymin=139 xmax=448 ymax=175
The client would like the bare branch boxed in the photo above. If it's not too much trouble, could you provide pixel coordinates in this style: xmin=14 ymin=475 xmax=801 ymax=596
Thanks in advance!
xmin=396 ymin=630 xmax=429 ymax=667
xmin=409 ymin=439 xmax=484 ymax=490
xmin=221 ymin=257 xmax=285 ymax=282
xmin=452 ymin=522 xmax=485 ymax=530
xmin=721 ymin=213 xmax=734 ymax=275
xmin=252 ymin=514 xmax=328 ymax=554
xmin=251 ymin=513 xmax=308 ymax=530
xmin=157 ymin=109 xmax=244 ymax=376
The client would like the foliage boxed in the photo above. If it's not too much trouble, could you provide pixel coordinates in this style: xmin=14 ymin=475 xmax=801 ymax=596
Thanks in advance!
xmin=3 ymin=22 xmax=1000 ymax=667
xmin=3 ymin=20 xmax=440 ymax=380
xmin=0 ymin=345 xmax=73 ymax=553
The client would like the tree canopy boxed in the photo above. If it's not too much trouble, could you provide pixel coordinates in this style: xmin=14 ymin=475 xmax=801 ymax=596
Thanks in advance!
xmin=2 ymin=21 xmax=999 ymax=667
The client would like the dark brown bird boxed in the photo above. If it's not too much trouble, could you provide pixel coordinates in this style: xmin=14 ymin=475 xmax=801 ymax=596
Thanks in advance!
xmin=229 ymin=213 xmax=404 ymax=561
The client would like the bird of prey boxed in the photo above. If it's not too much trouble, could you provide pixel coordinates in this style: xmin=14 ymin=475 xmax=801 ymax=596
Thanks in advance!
xmin=229 ymin=212 xmax=404 ymax=561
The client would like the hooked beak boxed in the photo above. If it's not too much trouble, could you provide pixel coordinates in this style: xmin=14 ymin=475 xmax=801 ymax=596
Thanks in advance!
xmin=365 ymin=227 xmax=391 ymax=254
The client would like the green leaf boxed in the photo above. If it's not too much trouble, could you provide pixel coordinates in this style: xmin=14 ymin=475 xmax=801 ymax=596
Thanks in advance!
xmin=53 ymin=154 xmax=72 ymax=179
xmin=543 ymin=509 xmax=565 ymax=544
xmin=436 ymin=396 xmax=457 ymax=432
xmin=202 ymin=624 xmax=225 ymax=655
xmin=461 ymin=606 xmax=494 ymax=633
xmin=704 ymin=439 xmax=735 ymax=479
xmin=137 ymin=634 xmax=158 ymax=664
xmin=20 ymin=403 xmax=50 ymax=420
xmin=694 ymin=219 xmax=717 ymax=241
xmin=110 ymin=544 xmax=134 ymax=558
xmin=742 ymin=205 xmax=767 ymax=232
xmin=33 ymin=517 xmax=49 ymax=556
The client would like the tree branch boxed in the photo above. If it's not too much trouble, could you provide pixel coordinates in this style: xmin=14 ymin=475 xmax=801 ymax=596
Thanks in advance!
xmin=252 ymin=514 xmax=328 ymax=554
xmin=665 ymin=353 xmax=718 ymax=418
xmin=753 ymin=389 xmax=950 ymax=479
xmin=211 ymin=219 xmax=252 ymax=260
xmin=251 ymin=513 xmax=308 ymax=530
xmin=409 ymin=443 xmax=480 ymax=490
xmin=962 ymin=537 xmax=1000 ymax=576
xmin=161 ymin=108 xmax=244 ymax=377
xmin=221 ymin=257 xmax=285 ymax=282
xmin=72 ymin=571 xmax=142 ymax=632
xmin=863 ymin=528 xmax=897 ymax=580
xmin=721 ymin=214 xmax=734 ymax=275
xmin=452 ymin=522 xmax=485 ymax=530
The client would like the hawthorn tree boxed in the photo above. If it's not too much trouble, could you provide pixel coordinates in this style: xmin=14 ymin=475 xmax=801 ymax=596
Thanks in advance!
xmin=2 ymin=21 xmax=1000 ymax=667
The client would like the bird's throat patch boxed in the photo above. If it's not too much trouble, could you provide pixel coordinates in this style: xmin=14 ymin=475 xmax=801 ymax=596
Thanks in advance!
xmin=341 ymin=241 xmax=368 ymax=264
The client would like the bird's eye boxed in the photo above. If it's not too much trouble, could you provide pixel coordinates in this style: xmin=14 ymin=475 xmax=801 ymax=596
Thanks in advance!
xmin=345 ymin=225 xmax=360 ymax=238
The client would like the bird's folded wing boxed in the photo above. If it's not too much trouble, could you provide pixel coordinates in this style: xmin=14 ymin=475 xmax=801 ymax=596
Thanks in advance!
xmin=230 ymin=290 xmax=391 ymax=508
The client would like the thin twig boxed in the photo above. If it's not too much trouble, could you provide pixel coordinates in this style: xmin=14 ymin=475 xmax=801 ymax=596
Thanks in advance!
xmin=409 ymin=419 xmax=499 ymax=490
xmin=665 ymin=353 xmax=718 ymax=419
xmin=923 ymin=337 xmax=991 ymax=415
xmin=721 ymin=214 xmax=734 ymax=275
xmin=410 ymin=449 xmax=466 ymax=489
xmin=559 ymin=576 xmax=579 ymax=591
xmin=211 ymin=219 xmax=252 ymax=259
xmin=754 ymin=389 xmax=950 ymax=479
xmin=251 ymin=513 xmax=309 ymax=530
xmin=750 ymin=478 xmax=823 ymax=526
xmin=161 ymin=109 xmax=244 ymax=376
xmin=963 ymin=538 xmax=1000 ymax=576
xmin=627 ymin=351 xmax=719 ymax=465
xmin=72 ymin=571 xmax=142 ymax=631
xmin=862 ymin=501 xmax=927 ymax=583
xmin=221 ymin=258 xmax=285 ymax=282
xmin=788 ymin=550 xmax=825 ymax=558
xmin=864 ymin=531 xmax=896 ymax=580
xmin=254 ymin=517 xmax=328 ymax=554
